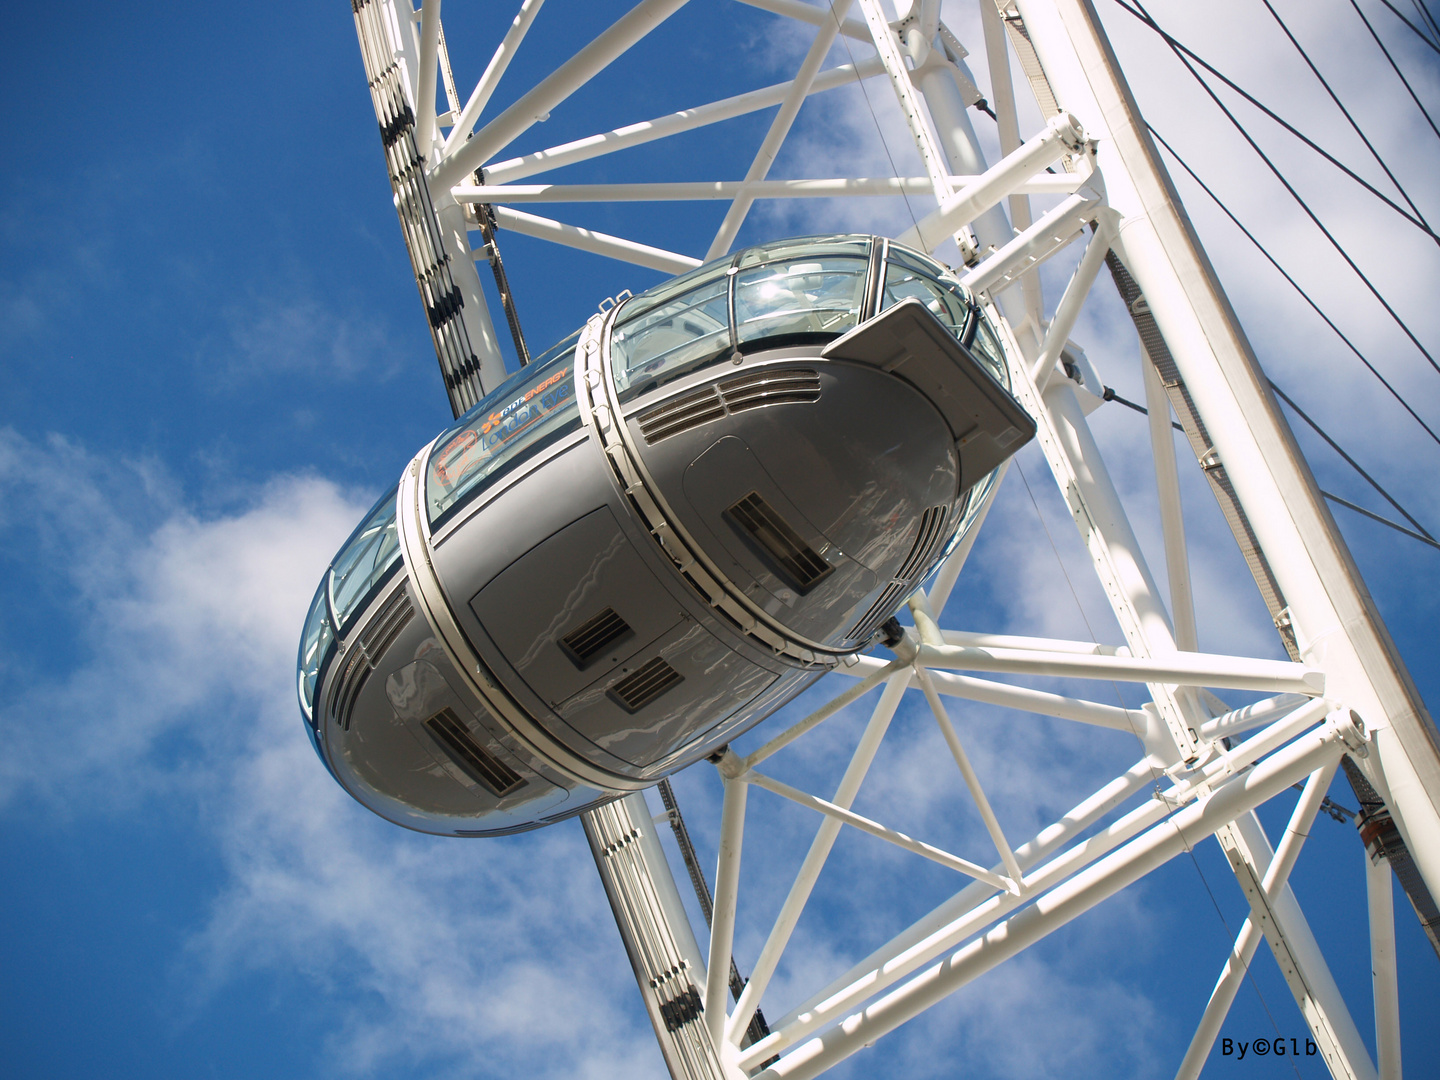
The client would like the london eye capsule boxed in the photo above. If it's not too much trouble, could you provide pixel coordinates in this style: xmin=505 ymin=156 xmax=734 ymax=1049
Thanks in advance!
xmin=297 ymin=235 xmax=1036 ymax=835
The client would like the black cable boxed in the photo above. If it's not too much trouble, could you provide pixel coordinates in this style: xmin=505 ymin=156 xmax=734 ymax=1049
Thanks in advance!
xmin=1414 ymin=0 xmax=1440 ymax=43
xmin=1124 ymin=0 xmax=1440 ymax=380
xmin=1323 ymin=490 xmax=1440 ymax=550
xmin=1350 ymin=0 xmax=1440 ymax=148
xmin=1110 ymin=0 xmax=1439 ymax=243
xmin=1101 ymin=385 xmax=1185 ymax=432
xmin=1267 ymin=380 xmax=1435 ymax=540
xmin=1259 ymin=0 xmax=1433 ymax=236
xmin=1149 ymin=124 xmax=1440 ymax=450
xmin=1378 ymin=0 xmax=1440 ymax=52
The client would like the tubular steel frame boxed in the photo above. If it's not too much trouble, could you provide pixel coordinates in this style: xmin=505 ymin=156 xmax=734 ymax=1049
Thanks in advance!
xmin=350 ymin=2 xmax=1439 ymax=1078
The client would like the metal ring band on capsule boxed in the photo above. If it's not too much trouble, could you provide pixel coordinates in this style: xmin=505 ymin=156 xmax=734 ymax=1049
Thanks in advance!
xmin=574 ymin=307 xmax=850 ymax=668
xmin=395 ymin=442 xmax=650 ymax=793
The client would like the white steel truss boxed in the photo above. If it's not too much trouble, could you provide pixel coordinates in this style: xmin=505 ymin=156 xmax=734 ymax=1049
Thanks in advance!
xmin=350 ymin=2 xmax=1440 ymax=1078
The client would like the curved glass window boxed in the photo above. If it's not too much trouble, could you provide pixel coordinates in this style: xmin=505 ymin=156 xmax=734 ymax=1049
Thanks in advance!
xmin=298 ymin=578 xmax=335 ymax=721
xmin=733 ymin=253 xmax=869 ymax=349
xmin=330 ymin=483 xmax=402 ymax=632
xmin=966 ymin=313 xmax=1009 ymax=387
xmin=880 ymin=246 xmax=971 ymax=339
xmin=426 ymin=343 xmax=580 ymax=525
xmin=611 ymin=270 xmax=731 ymax=402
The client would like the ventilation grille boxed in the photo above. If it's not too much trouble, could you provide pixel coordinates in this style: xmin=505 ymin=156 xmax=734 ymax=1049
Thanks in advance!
xmin=848 ymin=582 xmax=910 ymax=644
xmin=559 ymin=607 xmax=633 ymax=668
xmin=727 ymin=491 xmax=833 ymax=592
xmin=361 ymin=589 xmax=414 ymax=663
xmin=637 ymin=369 xmax=821 ymax=443
xmin=638 ymin=386 xmax=727 ymax=443
xmin=718 ymin=368 xmax=821 ymax=411
xmin=424 ymin=708 xmax=526 ymax=797
xmin=608 ymin=657 xmax=684 ymax=713
xmin=895 ymin=506 xmax=950 ymax=581
xmin=332 ymin=649 xmax=373 ymax=731
xmin=846 ymin=507 xmax=949 ymax=643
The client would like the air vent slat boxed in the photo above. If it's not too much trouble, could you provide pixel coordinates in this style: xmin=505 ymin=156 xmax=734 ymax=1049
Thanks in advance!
xmin=637 ymin=369 xmax=821 ymax=444
xmin=424 ymin=708 xmax=526 ymax=797
xmin=560 ymin=607 xmax=633 ymax=668
xmin=727 ymin=490 xmax=833 ymax=593
xmin=718 ymin=368 xmax=821 ymax=413
xmin=895 ymin=505 xmax=949 ymax=582
xmin=848 ymin=582 xmax=909 ymax=643
xmin=608 ymin=656 xmax=684 ymax=713
xmin=638 ymin=386 xmax=725 ymax=443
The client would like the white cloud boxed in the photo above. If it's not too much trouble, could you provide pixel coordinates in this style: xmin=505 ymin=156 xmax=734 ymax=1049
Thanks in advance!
xmin=0 ymin=429 xmax=661 ymax=1079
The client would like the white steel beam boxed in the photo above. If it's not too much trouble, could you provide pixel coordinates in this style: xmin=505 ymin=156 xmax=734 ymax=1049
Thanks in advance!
xmin=441 ymin=0 xmax=546 ymax=156
xmin=705 ymin=0 xmax=853 ymax=260
xmin=914 ymin=640 xmax=1323 ymax=696
xmin=724 ymin=674 xmax=910 ymax=1046
xmin=959 ymin=186 xmax=1101 ymax=295
xmin=1028 ymin=212 xmax=1114 ymax=389
xmin=433 ymin=0 xmax=693 ymax=189
xmin=894 ymin=112 xmax=1085 ymax=253
xmin=751 ymin=714 xmax=1359 ymax=1080
xmin=488 ymin=205 xmax=701 ymax=273
xmin=413 ymin=0 xmax=443 ymax=156
xmin=1143 ymin=342 xmax=1199 ymax=651
xmin=740 ymin=764 xmax=1016 ymax=890
xmin=453 ymin=176 xmax=1086 ymax=204
xmin=734 ymin=0 xmax=870 ymax=41
xmin=705 ymin=776 xmax=747 ymax=1049
xmin=1368 ymin=850 xmax=1402 ymax=1080
xmin=739 ymin=702 xmax=1334 ymax=1071
xmin=1013 ymin=0 xmax=1440 ymax=895
xmin=836 ymin=653 xmax=1145 ymax=733
xmin=1198 ymin=693 xmax=1311 ymax=742
xmin=483 ymin=59 xmax=885 ymax=185
xmin=1173 ymin=762 xmax=1339 ymax=1080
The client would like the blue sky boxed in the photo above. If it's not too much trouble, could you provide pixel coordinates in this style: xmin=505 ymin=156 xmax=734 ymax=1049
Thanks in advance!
xmin=1 ymin=2 xmax=1438 ymax=1078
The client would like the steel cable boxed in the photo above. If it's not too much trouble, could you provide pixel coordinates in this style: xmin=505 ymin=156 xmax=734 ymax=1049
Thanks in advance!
xmin=1120 ymin=0 xmax=1440 ymax=381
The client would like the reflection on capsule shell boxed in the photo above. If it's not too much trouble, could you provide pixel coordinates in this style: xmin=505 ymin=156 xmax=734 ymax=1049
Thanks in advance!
xmin=296 ymin=235 xmax=1036 ymax=836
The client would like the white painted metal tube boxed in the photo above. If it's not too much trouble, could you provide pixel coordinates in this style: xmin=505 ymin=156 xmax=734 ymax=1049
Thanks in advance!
xmin=735 ymin=0 xmax=870 ymax=41
xmin=837 ymin=654 xmax=1144 ymax=732
xmin=960 ymin=187 xmax=1100 ymax=295
xmin=914 ymin=665 xmax=1025 ymax=882
xmin=482 ymin=58 xmax=885 ymax=184
xmin=413 ymin=0 xmax=443 ymax=157
xmin=941 ymin=628 xmax=1124 ymax=656
xmin=440 ymin=0 xmax=545 ymax=156
xmin=705 ymin=776 xmax=747 ymax=1048
xmin=743 ymin=711 xmax=1335 ymax=1071
xmin=450 ymin=177 xmax=1077 ymax=203
xmin=488 ymin=205 xmax=700 ymax=273
xmin=705 ymin=0 xmax=852 ymax=259
xmin=1368 ymin=852 xmax=1402 ymax=1080
xmin=1199 ymin=693 xmax=1310 ymax=742
xmin=915 ymin=641 xmax=1324 ymax=695
xmin=742 ymin=657 xmax=907 ymax=771
xmin=434 ymin=0 xmax=691 ymax=188
xmin=1174 ymin=761 xmax=1338 ymax=1080
xmin=743 ymin=768 xmax=1014 ymax=891
xmin=1143 ymin=344 xmax=1198 ymax=652
xmin=754 ymin=716 xmax=1356 ymax=1080
xmin=743 ymin=757 xmax=1160 ymax=1068
xmin=725 ymin=674 xmax=909 ymax=1045
xmin=895 ymin=113 xmax=1083 ymax=253
xmin=1029 ymin=215 xmax=1113 ymax=389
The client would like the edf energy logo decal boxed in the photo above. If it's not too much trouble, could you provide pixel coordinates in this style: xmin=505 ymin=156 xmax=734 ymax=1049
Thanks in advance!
xmin=434 ymin=366 xmax=573 ymax=487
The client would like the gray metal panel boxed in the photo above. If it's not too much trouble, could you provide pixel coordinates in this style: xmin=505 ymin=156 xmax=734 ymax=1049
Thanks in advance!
xmin=558 ymin=618 xmax=780 ymax=767
xmin=471 ymin=506 xmax=687 ymax=707
xmin=821 ymin=297 xmax=1036 ymax=490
